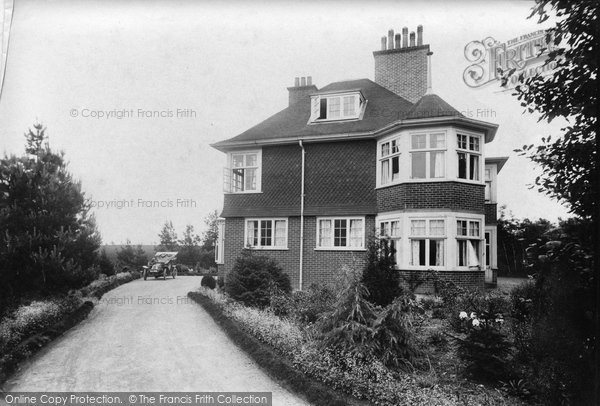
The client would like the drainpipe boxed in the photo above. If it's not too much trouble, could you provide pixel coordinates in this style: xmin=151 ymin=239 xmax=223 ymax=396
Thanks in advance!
xmin=299 ymin=140 xmax=305 ymax=291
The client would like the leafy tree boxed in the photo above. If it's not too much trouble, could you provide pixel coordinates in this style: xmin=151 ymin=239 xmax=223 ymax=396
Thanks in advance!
xmin=97 ymin=249 xmax=115 ymax=276
xmin=177 ymin=224 xmax=201 ymax=265
xmin=201 ymin=209 xmax=219 ymax=250
xmin=501 ymin=1 xmax=598 ymax=402
xmin=0 ymin=124 xmax=101 ymax=312
xmin=115 ymin=240 xmax=148 ymax=269
xmin=157 ymin=220 xmax=178 ymax=251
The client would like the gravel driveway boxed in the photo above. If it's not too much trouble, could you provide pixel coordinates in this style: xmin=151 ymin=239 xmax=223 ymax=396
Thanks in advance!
xmin=3 ymin=278 xmax=310 ymax=405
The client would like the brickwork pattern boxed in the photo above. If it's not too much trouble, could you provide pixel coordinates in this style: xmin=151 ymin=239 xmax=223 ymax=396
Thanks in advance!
xmin=377 ymin=182 xmax=485 ymax=213
xmin=397 ymin=270 xmax=485 ymax=294
xmin=218 ymin=216 xmax=375 ymax=290
xmin=485 ymin=203 xmax=498 ymax=224
xmin=373 ymin=45 xmax=430 ymax=103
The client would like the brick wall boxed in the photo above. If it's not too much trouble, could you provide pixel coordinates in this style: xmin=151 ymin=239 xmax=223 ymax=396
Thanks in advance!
xmin=219 ymin=215 xmax=375 ymax=290
xmin=485 ymin=203 xmax=498 ymax=224
xmin=377 ymin=182 xmax=485 ymax=213
xmin=222 ymin=141 xmax=377 ymax=217
xmin=397 ymin=270 xmax=485 ymax=294
xmin=373 ymin=45 xmax=430 ymax=103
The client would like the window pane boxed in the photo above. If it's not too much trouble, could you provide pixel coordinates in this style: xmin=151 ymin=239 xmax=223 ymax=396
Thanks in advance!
xmin=391 ymin=139 xmax=399 ymax=154
xmin=468 ymin=240 xmax=480 ymax=266
xmin=470 ymin=136 xmax=480 ymax=151
xmin=430 ymin=240 xmax=444 ymax=266
xmin=469 ymin=221 xmax=480 ymax=237
xmin=458 ymin=240 xmax=467 ymax=266
xmin=275 ymin=220 xmax=286 ymax=247
xmin=485 ymin=168 xmax=491 ymax=181
xmin=232 ymin=154 xmax=244 ymax=167
xmin=470 ymin=155 xmax=480 ymax=180
xmin=232 ymin=168 xmax=244 ymax=192
xmin=485 ymin=181 xmax=491 ymax=200
xmin=245 ymin=153 xmax=257 ymax=167
xmin=391 ymin=221 xmax=400 ymax=237
xmin=485 ymin=232 xmax=491 ymax=267
xmin=343 ymin=95 xmax=356 ymax=116
xmin=381 ymin=142 xmax=390 ymax=157
xmin=458 ymin=152 xmax=467 ymax=179
xmin=245 ymin=168 xmax=256 ymax=191
xmin=381 ymin=159 xmax=390 ymax=184
xmin=457 ymin=220 xmax=467 ymax=236
xmin=319 ymin=220 xmax=332 ymax=247
xmin=430 ymin=151 xmax=445 ymax=178
xmin=430 ymin=133 xmax=445 ymax=148
xmin=430 ymin=220 xmax=445 ymax=236
xmin=457 ymin=134 xmax=467 ymax=149
xmin=411 ymin=152 xmax=426 ymax=178
xmin=349 ymin=219 xmax=363 ymax=247
xmin=380 ymin=222 xmax=388 ymax=237
xmin=411 ymin=239 xmax=426 ymax=266
xmin=411 ymin=134 xmax=426 ymax=149
xmin=260 ymin=220 xmax=272 ymax=246
xmin=411 ymin=220 xmax=426 ymax=236
xmin=246 ymin=221 xmax=258 ymax=246
xmin=328 ymin=97 xmax=340 ymax=118
xmin=334 ymin=219 xmax=347 ymax=247
xmin=319 ymin=98 xmax=327 ymax=119
xmin=392 ymin=156 xmax=400 ymax=180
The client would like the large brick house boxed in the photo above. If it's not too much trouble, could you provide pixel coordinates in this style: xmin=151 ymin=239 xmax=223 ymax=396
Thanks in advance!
xmin=211 ymin=26 xmax=507 ymax=292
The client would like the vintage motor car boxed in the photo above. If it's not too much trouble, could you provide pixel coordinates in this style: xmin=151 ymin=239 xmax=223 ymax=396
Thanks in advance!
xmin=142 ymin=252 xmax=178 ymax=280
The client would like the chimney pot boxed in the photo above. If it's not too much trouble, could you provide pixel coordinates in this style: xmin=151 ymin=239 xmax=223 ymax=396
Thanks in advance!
xmin=307 ymin=76 xmax=312 ymax=86
xmin=301 ymin=77 xmax=306 ymax=86
xmin=394 ymin=33 xmax=401 ymax=49
xmin=294 ymin=77 xmax=300 ymax=87
xmin=409 ymin=32 xmax=415 ymax=47
xmin=380 ymin=36 xmax=387 ymax=50
xmin=402 ymin=27 xmax=408 ymax=47
xmin=417 ymin=25 xmax=423 ymax=46
xmin=387 ymin=29 xmax=394 ymax=50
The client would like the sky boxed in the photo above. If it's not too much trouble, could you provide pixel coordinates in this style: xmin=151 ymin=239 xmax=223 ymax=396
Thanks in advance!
xmin=0 ymin=0 xmax=571 ymax=244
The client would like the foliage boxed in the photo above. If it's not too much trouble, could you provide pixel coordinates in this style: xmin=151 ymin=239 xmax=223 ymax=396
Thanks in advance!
xmin=97 ymin=249 xmax=115 ymax=276
xmin=177 ymin=224 xmax=201 ymax=265
xmin=157 ymin=220 xmax=178 ymax=251
xmin=200 ymin=275 xmax=216 ymax=290
xmin=0 ymin=124 xmax=101 ymax=313
xmin=361 ymin=238 xmax=403 ymax=306
xmin=115 ymin=240 xmax=148 ymax=269
xmin=269 ymin=283 xmax=335 ymax=325
xmin=201 ymin=209 xmax=219 ymax=250
xmin=224 ymin=251 xmax=291 ymax=308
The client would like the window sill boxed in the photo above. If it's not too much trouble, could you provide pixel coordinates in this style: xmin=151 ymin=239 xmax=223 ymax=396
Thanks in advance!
xmin=244 ymin=247 xmax=289 ymax=251
xmin=375 ymin=178 xmax=485 ymax=189
xmin=224 ymin=191 xmax=263 ymax=195
xmin=314 ymin=247 xmax=366 ymax=252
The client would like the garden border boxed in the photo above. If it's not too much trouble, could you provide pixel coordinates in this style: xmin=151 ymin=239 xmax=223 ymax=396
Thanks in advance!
xmin=187 ymin=291 xmax=368 ymax=406
xmin=0 ymin=271 xmax=141 ymax=385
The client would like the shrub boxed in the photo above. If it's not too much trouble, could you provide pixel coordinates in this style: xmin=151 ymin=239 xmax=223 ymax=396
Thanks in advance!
xmin=225 ymin=251 xmax=291 ymax=308
xmin=270 ymin=284 xmax=335 ymax=325
xmin=201 ymin=275 xmax=216 ymax=289
xmin=361 ymin=239 xmax=402 ymax=306
xmin=216 ymin=276 xmax=225 ymax=290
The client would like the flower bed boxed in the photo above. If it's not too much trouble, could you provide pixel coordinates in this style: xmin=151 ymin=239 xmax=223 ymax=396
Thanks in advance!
xmin=191 ymin=287 xmax=520 ymax=406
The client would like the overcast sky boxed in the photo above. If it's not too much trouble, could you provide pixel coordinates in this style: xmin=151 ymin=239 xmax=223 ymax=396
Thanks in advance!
xmin=0 ymin=0 xmax=570 ymax=245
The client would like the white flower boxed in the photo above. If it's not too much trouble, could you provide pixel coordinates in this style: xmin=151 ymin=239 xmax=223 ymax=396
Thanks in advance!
xmin=472 ymin=319 xmax=480 ymax=327
xmin=495 ymin=318 xmax=504 ymax=324
xmin=470 ymin=312 xmax=477 ymax=319
xmin=459 ymin=311 xmax=468 ymax=320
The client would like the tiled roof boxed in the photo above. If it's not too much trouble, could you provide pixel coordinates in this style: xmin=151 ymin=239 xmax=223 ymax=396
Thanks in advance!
xmin=212 ymin=79 xmax=413 ymax=149
xmin=405 ymin=93 xmax=464 ymax=120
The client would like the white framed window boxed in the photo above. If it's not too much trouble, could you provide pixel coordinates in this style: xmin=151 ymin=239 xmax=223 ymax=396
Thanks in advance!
xmin=317 ymin=217 xmax=364 ymax=250
xmin=379 ymin=137 xmax=401 ymax=185
xmin=457 ymin=219 xmax=481 ymax=267
xmin=310 ymin=92 xmax=365 ymax=122
xmin=485 ymin=168 xmax=492 ymax=201
xmin=379 ymin=219 xmax=401 ymax=266
xmin=457 ymin=134 xmax=481 ymax=181
xmin=409 ymin=218 xmax=446 ymax=267
xmin=410 ymin=132 xmax=446 ymax=179
xmin=215 ymin=219 xmax=225 ymax=264
xmin=224 ymin=150 xmax=261 ymax=193
xmin=245 ymin=218 xmax=288 ymax=249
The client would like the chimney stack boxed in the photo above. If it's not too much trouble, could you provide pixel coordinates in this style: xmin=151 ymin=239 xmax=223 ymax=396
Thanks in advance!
xmin=287 ymin=76 xmax=318 ymax=106
xmin=373 ymin=24 xmax=431 ymax=103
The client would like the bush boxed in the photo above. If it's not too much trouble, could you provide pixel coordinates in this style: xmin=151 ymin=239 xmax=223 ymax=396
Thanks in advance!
xmin=270 ymin=284 xmax=335 ymax=325
xmin=361 ymin=239 xmax=402 ymax=306
xmin=201 ymin=275 xmax=216 ymax=289
xmin=225 ymin=251 xmax=291 ymax=308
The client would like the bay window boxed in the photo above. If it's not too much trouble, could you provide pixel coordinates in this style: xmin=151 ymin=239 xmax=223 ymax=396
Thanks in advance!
xmin=410 ymin=132 xmax=446 ymax=179
xmin=457 ymin=219 xmax=481 ymax=267
xmin=410 ymin=219 xmax=445 ymax=267
xmin=245 ymin=218 xmax=287 ymax=249
xmin=317 ymin=217 xmax=364 ymax=249
xmin=457 ymin=134 xmax=481 ymax=181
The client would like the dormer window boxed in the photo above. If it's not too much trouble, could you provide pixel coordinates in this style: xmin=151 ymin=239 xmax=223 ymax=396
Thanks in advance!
xmin=310 ymin=91 xmax=365 ymax=122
